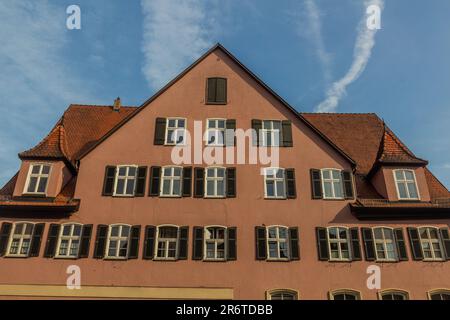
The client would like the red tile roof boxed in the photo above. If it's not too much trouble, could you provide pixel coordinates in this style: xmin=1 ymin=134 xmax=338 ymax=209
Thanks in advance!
xmin=378 ymin=127 xmax=427 ymax=165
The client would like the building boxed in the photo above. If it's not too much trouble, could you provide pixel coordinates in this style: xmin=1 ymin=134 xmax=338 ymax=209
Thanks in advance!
xmin=0 ymin=44 xmax=449 ymax=300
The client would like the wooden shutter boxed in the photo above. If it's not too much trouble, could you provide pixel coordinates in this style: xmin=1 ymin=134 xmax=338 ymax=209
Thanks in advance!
xmin=143 ymin=225 xmax=156 ymax=260
xmin=102 ymin=166 xmax=116 ymax=196
xmin=310 ymin=169 xmax=323 ymax=199
xmin=289 ymin=227 xmax=300 ymax=260
xmin=407 ymin=227 xmax=424 ymax=261
xmin=216 ymin=78 xmax=227 ymax=103
xmin=194 ymin=168 xmax=204 ymax=198
xmin=206 ymin=78 xmax=217 ymax=103
xmin=149 ymin=166 xmax=161 ymax=196
xmin=361 ymin=227 xmax=376 ymax=261
xmin=225 ymin=119 xmax=236 ymax=146
xmin=29 ymin=223 xmax=45 ymax=257
xmin=182 ymin=167 xmax=192 ymax=197
xmin=192 ymin=226 xmax=204 ymax=260
xmin=226 ymin=167 xmax=236 ymax=198
xmin=93 ymin=225 xmax=108 ymax=259
xmin=154 ymin=117 xmax=166 ymax=145
xmin=128 ymin=225 xmax=141 ymax=259
xmin=394 ymin=228 xmax=408 ymax=261
xmin=135 ymin=167 xmax=147 ymax=197
xmin=255 ymin=226 xmax=267 ymax=260
xmin=342 ymin=171 xmax=354 ymax=199
xmin=227 ymin=227 xmax=237 ymax=261
xmin=44 ymin=224 xmax=60 ymax=258
xmin=349 ymin=227 xmax=362 ymax=261
xmin=78 ymin=224 xmax=93 ymax=258
xmin=281 ymin=120 xmax=293 ymax=147
xmin=178 ymin=226 xmax=189 ymax=260
xmin=316 ymin=227 xmax=329 ymax=261
xmin=439 ymin=228 xmax=450 ymax=260
xmin=251 ymin=119 xmax=262 ymax=146
xmin=286 ymin=168 xmax=297 ymax=199
xmin=0 ymin=222 xmax=12 ymax=257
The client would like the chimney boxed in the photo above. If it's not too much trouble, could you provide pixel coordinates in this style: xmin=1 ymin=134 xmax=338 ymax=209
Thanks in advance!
xmin=113 ymin=97 xmax=121 ymax=111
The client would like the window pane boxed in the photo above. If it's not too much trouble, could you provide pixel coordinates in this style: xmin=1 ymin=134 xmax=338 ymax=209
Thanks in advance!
xmin=217 ymin=180 xmax=224 ymax=196
xmin=168 ymin=119 xmax=176 ymax=127
xmin=332 ymin=170 xmax=341 ymax=179
xmin=118 ymin=167 xmax=127 ymax=175
xmin=333 ymin=181 xmax=343 ymax=198
xmin=128 ymin=167 xmax=136 ymax=177
xmin=268 ymin=228 xmax=277 ymax=238
xmin=397 ymin=183 xmax=408 ymax=198
xmin=73 ymin=225 xmax=82 ymax=236
xmin=37 ymin=177 xmax=48 ymax=193
xmin=178 ymin=119 xmax=185 ymax=128
xmin=395 ymin=170 xmax=404 ymax=180
xmin=116 ymin=179 xmax=125 ymax=195
xmin=14 ymin=224 xmax=24 ymax=235
xmin=268 ymin=242 xmax=278 ymax=258
xmin=374 ymin=228 xmax=383 ymax=239
xmin=24 ymin=224 xmax=33 ymax=235
xmin=407 ymin=183 xmax=418 ymax=198
xmin=42 ymin=165 xmax=51 ymax=175
xmin=404 ymin=171 xmax=414 ymax=180
xmin=278 ymin=228 xmax=288 ymax=239
xmin=279 ymin=243 xmax=289 ymax=258
xmin=162 ymin=179 xmax=171 ymax=195
xmin=27 ymin=177 xmax=38 ymax=193
xmin=206 ymin=169 xmax=214 ymax=178
xmin=173 ymin=180 xmax=181 ymax=195
xmin=328 ymin=228 xmax=337 ymax=239
xmin=126 ymin=179 xmax=135 ymax=195
xmin=322 ymin=170 xmax=331 ymax=179
xmin=121 ymin=226 xmax=130 ymax=237
xmin=62 ymin=225 xmax=72 ymax=236
xmin=110 ymin=226 xmax=119 ymax=237
xmin=31 ymin=165 xmax=41 ymax=174
xmin=323 ymin=182 xmax=333 ymax=197
xmin=276 ymin=181 xmax=285 ymax=197
xmin=429 ymin=228 xmax=439 ymax=239
xmin=217 ymin=169 xmax=225 ymax=178
xmin=206 ymin=180 xmax=214 ymax=196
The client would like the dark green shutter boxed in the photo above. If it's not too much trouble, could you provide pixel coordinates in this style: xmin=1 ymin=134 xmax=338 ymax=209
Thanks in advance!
xmin=361 ymin=228 xmax=376 ymax=261
xmin=227 ymin=227 xmax=237 ymax=261
xmin=128 ymin=225 xmax=141 ymax=259
xmin=149 ymin=166 xmax=161 ymax=196
xmin=194 ymin=168 xmax=204 ymax=198
xmin=310 ymin=169 xmax=323 ymax=199
xmin=29 ymin=223 xmax=45 ymax=257
xmin=102 ymin=166 xmax=116 ymax=196
xmin=349 ymin=227 xmax=362 ymax=261
xmin=182 ymin=167 xmax=192 ymax=197
xmin=78 ymin=224 xmax=93 ymax=258
xmin=93 ymin=225 xmax=108 ymax=259
xmin=289 ymin=227 xmax=300 ymax=260
xmin=316 ymin=227 xmax=329 ymax=261
xmin=143 ymin=225 xmax=156 ymax=260
xmin=251 ymin=119 xmax=262 ymax=146
xmin=44 ymin=224 xmax=60 ymax=258
xmin=0 ymin=222 xmax=12 ymax=257
xmin=255 ymin=226 xmax=267 ymax=260
xmin=281 ymin=120 xmax=293 ymax=147
xmin=135 ymin=167 xmax=147 ymax=197
xmin=286 ymin=168 xmax=297 ymax=199
xmin=439 ymin=228 xmax=450 ymax=260
xmin=225 ymin=119 xmax=236 ymax=146
xmin=192 ymin=227 xmax=204 ymax=260
xmin=216 ymin=78 xmax=227 ymax=103
xmin=394 ymin=228 xmax=408 ymax=261
xmin=206 ymin=78 xmax=217 ymax=103
xmin=226 ymin=167 xmax=236 ymax=198
xmin=178 ymin=226 xmax=189 ymax=260
xmin=154 ymin=117 xmax=166 ymax=145
xmin=342 ymin=171 xmax=354 ymax=199
xmin=407 ymin=227 xmax=424 ymax=261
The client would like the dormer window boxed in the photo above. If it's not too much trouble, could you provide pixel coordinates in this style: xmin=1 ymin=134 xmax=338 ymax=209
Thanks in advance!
xmin=206 ymin=77 xmax=227 ymax=104
xmin=393 ymin=169 xmax=419 ymax=200
xmin=24 ymin=164 xmax=51 ymax=195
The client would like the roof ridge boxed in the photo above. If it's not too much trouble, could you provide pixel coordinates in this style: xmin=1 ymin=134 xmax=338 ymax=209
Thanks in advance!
xmin=299 ymin=112 xmax=378 ymax=115
xmin=69 ymin=104 xmax=138 ymax=109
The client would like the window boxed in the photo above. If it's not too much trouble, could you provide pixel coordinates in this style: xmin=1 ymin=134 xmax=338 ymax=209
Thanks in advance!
xmin=24 ymin=164 xmax=51 ymax=195
xmin=114 ymin=165 xmax=137 ymax=196
xmin=379 ymin=290 xmax=409 ymax=300
xmin=394 ymin=169 xmax=419 ymax=200
xmin=264 ymin=168 xmax=286 ymax=199
xmin=56 ymin=224 xmax=82 ymax=258
xmin=418 ymin=227 xmax=444 ymax=261
xmin=329 ymin=290 xmax=361 ymax=300
xmin=155 ymin=226 xmax=179 ymax=260
xmin=327 ymin=227 xmax=351 ymax=261
xmin=267 ymin=289 xmax=298 ymax=300
xmin=160 ymin=167 xmax=182 ymax=197
xmin=7 ymin=222 xmax=34 ymax=257
xmin=373 ymin=227 xmax=397 ymax=261
xmin=428 ymin=290 xmax=450 ymax=300
xmin=261 ymin=120 xmax=281 ymax=147
xmin=206 ymin=78 xmax=227 ymax=104
xmin=206 ymin=119 xmax=226 ymax=146
xmin=205 ymin=167 xmax=226 ymax=198
xmin=267 ymin=226 xmax=289 ymax=260
xmin=321 ymin=169 xmax=344 ymax=199
xmin=105 ymin=224 xmax=131 ymax=259
xmin=204 ymin=227 xmax=226 ymax=260
xmin=165 ymin=118 xmax=186 ymax=145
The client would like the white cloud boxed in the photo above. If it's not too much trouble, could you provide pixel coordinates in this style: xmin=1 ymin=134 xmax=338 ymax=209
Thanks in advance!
xmin=315 ymin=0 xmax=384 ymax=112
xmin=140 ymin=0 xmax=216 ymax=90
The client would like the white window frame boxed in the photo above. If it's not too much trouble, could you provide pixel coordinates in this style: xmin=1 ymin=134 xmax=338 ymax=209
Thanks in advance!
xmin=267 ymin=289 xmax=298 ymax=300
xmin=204 ymin=167 xmax=226 ymax=198
xmin=113 ymin=165 xmax=138 ymax=197
xmin=105 ymin=224 xmax=131 ymax=259
xmin=378 ymin=289 xmax=409 ymax=300
xmin=329 ymin=289 xmax=361 ymax=300
xmin=55 ymin=223 xmax=83 ymax=259
xmin=6 ymin=222 xmax=35 ymax=257
xmin=418 ymin=226 xmax=444 ymax=261
xmin=266 ymin=225 xmax=290 ymax=261
xmin=160 ymin=166 xmax=183 ymax=197
xmin=327 ymin=226 xmax=352 ymax=261
xmin=393 ymin=169 xmax=420 ymax=200
xmin=206 ymin=118 xmax=226 ymax=146
xmin=263 ymin=167 xmax=286 ymax=199
xmin=154 ymin=225 xmax=179 ymax=260
xmin=204 ymin=225 xmax=227 ymax=261
xmin=23 ymin=163 xmax=52 ymax=195
xmin=165 ymin=117 xmax=186 ymax=146
xmin=321 ymin=168 xmax=344 ymax=199
xmin=261 ymin=120 xmax=282 ymax=147
xmin=427 ymin=289 xmax=450 ymax=300
xmin=372 ymin=227 xmax=397 ymax=262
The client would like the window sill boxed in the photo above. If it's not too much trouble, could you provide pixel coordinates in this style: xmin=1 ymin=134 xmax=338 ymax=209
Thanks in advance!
xmin=21 ymin=193 xmax=47 ymax=198
xmin=204 ymin=196 xmax=227 ymax=199
xmin=266 ymin=258 xmax=290 ymax=262
xmin=205 ymin=102 xmax=227 ymax=105
xmin=103 ymin=257 xmax=128 ymax=261
xmin=54 ymin=256 xmax=78 ymax=260
xmin=264 ymin=197 xmax=287 ymax=200
xmin=203 ymin=258 xmax=227 ymax=262
xmin=159 ymin=195 xmax=182 ymax=198
xmin=4 ymin=255 xmax=29 ymax=259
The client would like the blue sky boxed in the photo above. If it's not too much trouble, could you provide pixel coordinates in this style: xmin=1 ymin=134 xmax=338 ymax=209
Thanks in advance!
xmin=0 ymin=0 xmax=449 ymax=188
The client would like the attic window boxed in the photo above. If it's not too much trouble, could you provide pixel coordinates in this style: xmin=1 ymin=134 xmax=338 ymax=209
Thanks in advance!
xmin=24 ymin=164 xmax=51 ymax=195
xmin=393 ymin=169 xmax=420 ymax=200
xmin=206 ymin=78 xmax=227 ymax=104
